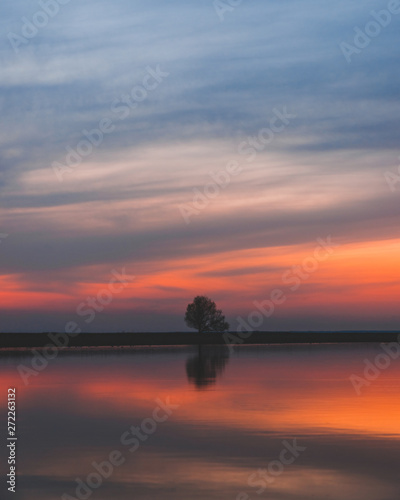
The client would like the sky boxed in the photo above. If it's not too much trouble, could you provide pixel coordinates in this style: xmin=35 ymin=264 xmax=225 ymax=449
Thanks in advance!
xmin=1 ymin=0 xmax=400 ymax=332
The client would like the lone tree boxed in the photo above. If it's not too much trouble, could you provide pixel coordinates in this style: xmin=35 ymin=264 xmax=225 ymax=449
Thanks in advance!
xmin=184 ymin=296 xmax=229 ymax=333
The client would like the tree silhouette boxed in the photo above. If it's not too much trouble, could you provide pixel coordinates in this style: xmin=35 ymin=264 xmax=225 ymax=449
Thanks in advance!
xmin=184 ymin=296 xmax=229 ymax=333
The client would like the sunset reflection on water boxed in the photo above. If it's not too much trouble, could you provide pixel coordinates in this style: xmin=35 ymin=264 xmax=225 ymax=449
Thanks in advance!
xmin=0 ymin=343 xmax=399 ymax=500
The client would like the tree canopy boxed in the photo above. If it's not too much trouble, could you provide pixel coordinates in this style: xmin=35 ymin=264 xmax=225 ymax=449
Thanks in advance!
xmin=184 ymin=296 xmax=229 ymax=333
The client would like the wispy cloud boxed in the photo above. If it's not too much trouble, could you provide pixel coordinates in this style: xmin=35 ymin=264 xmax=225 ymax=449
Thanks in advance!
xmin=1 ymin=0 xmax=400 ymax=330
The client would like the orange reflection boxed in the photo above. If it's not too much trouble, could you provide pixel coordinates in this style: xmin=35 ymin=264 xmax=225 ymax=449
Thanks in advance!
xmin=0 ymin=346 xmax=399 ymax=500
xmin=1 ymin=346 xmax=399 ymax=437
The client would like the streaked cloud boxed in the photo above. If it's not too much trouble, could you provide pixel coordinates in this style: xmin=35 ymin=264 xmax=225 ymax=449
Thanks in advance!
xmin=1 ymin=0 xmax=400 ymax=330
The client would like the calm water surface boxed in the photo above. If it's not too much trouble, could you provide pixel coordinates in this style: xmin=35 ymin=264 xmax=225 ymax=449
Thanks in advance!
xmin=1 ymin=343 xmax=399 ymax=499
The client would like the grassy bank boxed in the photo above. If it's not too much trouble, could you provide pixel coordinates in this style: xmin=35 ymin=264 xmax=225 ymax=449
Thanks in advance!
xmin=0 ymin=331 xmax=399 ymax=350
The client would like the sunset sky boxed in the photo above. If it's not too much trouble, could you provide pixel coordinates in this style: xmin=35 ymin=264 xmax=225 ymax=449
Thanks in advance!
xmin=1 ymin=0 xmax=400 ymax=332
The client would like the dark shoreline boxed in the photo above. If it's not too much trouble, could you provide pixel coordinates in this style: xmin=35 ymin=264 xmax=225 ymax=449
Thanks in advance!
xmin=0 ymin=331 xmax=399 ymax=350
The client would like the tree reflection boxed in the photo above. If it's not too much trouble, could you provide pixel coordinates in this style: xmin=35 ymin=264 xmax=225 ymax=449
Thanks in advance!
xmin=186 ymin=345 xmax=230 ymax=390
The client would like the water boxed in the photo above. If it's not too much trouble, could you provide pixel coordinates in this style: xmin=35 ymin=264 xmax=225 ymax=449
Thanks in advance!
xmin=1 ymin=343 xmax=399 ymax=499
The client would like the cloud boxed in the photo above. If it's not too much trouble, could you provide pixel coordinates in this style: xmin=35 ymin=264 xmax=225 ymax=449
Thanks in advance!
xmin=1 ymin=0 xmax=400 ymax=330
